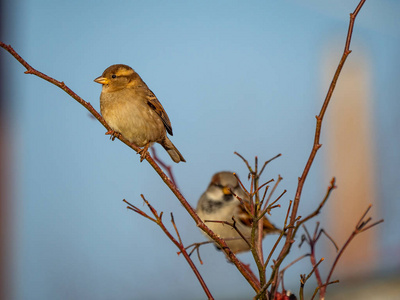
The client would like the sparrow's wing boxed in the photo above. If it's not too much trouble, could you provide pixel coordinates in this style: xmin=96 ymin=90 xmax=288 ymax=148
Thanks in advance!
xmin=237 ymin=201 xmax=253 ymax=227
xmin=237 ymin=201 xmax=281 ymax=234
xmin=145 ymin=90 xmax=173 ymax=136
xmin=261 ymin=216 xmax=281 ymax=234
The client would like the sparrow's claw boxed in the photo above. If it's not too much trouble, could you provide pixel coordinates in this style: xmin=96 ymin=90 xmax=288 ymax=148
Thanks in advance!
xmin=138 ymin=143 xmax=150 ymax=162
xmin=105 ymin=130 xmax=120 ymax=141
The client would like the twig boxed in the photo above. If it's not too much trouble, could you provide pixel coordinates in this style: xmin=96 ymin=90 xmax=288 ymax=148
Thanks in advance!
xmin=259 ymin=153 xmax=282 ymax=177
xmin=256 ymin=202 xmax=293 ymax=298
xmin=170 ymin=212 xmax=183 ymax=244
xmin=261 ymin=175 xmax=283 ymax=212
xmin=233 ymin=172 xmax=251 ymax=196
xmin=232 ymin=154 xmax=282 ymax=300
xmin=265 ymin=200 xmax=293 ymax=271
xmin=299 ymin=258 xmax=325 ymax=300
xmin=182 ymin=241 xmax=214 ymax=265
xmin=150 ymin=147 xmax=178 ymax=188
xmin=230 ymin=189 xmax=254 ymax=217
xmin=319 ymin=229 xmax=339 ymax=252
xmin=296 ymin=178 xmax=336 ymax=229
xmin=234 ymin=152 xmax=254 ymax=173
xmin=301 ymin=224 xmax=324 ymax=288
xmin=262 ymin=190 xmax=286 ymax=216
xmin=278 ymin=254 xmax=310 ymax=296
xmin=204 ymin=218 xmax=252 ymax=250
xmin=253 ymin=158 xmax=267 ymax=294
xmin=279 ymin=254 xmax=310 ymax=282
xmin=320 ymin=204 xmax=383 ymax=298
xmin=298 ymin=205 xmax=382 ymax=300
xmin=124 ymin=197 xmax=214 ymax=300
xmin=270 ymin=1 xmax=368 ymax=295
xmin=253 ymin=179 xmax=274 ymax=198
xmin=310 ymin=280 xmax=339 ymax=300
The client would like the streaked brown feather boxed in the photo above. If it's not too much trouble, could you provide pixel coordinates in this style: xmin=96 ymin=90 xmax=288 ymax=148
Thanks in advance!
xmin=237 ymin=199 xmax=282 ymax=235
xmin=145 ymin=91 xmax=173 ymax=136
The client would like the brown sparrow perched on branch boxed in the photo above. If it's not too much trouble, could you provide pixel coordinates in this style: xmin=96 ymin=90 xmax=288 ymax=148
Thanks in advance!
xmin=94 ymin=64 xmax=185 ymax=163
xmin=196 ymin=171 xmax=282 ymax=254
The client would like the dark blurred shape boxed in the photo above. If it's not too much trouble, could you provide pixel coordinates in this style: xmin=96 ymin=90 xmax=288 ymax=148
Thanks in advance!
xmin=0 ymin=0 xmax=11 ymax=299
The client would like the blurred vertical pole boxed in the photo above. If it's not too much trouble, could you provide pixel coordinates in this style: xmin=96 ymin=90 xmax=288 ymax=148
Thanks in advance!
xmin=0 ymin=0 xmax=11 ymax=298
xmin=323 ymin=46 xmax=378 ymax=278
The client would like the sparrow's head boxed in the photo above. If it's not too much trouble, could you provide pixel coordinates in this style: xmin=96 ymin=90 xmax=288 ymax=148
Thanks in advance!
xmin=94 ymin=64 xmax=142 ymax=92
xmin=210 ymin=171 xmax=239 ymax=190
xmin=197 ymin=172 xmax=241 ymax=214
xmin=205 ymin=171 xmax=245 ymax=202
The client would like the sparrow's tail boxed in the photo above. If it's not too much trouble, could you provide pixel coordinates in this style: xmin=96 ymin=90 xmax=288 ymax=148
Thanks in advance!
xmin=161 ymin=137 xmax=186 ymax=163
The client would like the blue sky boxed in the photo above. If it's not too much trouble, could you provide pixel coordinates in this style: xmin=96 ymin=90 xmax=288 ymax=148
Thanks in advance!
xmin=3 ymin=0 xmax=400 ymax=299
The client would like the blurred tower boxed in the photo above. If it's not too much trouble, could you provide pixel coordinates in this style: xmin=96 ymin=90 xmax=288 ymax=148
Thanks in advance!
xmin=322 ymin=45 xmax=378 ymax=278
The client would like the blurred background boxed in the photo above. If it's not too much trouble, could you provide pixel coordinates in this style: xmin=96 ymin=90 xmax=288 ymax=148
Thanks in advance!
xmin=1 ymin=0 xmax=399 ymax=299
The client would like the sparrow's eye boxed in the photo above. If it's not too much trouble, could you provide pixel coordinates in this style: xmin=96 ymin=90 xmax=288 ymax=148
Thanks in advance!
xmin=111 ymin=74 xmax=117 ymax=79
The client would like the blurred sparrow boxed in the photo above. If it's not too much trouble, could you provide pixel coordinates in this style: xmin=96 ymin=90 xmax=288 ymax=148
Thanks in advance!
xmin=94 ymin=64 xmax=185 ymax=163
xmin=196 ymin=171 xmax=282 ymax=254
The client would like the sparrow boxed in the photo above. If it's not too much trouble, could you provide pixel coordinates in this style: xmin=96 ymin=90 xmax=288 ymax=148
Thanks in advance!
xmin=196 ymin=171 xmax=282 ymax=254
xmin=94 ymin=64 xmax=185 ymax=163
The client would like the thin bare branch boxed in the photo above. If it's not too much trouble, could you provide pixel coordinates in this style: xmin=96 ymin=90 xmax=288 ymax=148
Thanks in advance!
xmin=296 ymin=178 xmax=336 ymax=229
xmin=123 ymin=199 xmax=157 ymax=223
xmin=261 ymin=175 xmax=283 ymax=210
xmin=280 ymin=254 xmax=310 ymax=276
xmin=182 ymin=241 xmax=215 ymax=265
xmin=321 ymin=204 xmax=383 ymax=298
xmin=271 ymin=4 xmax=368 ymax=293
xmin=310 ymin=280 xmax=339 ymax=300
xmin=319 ymin=229 xmax=339 ymax=252
xmin=360 ymin=219 xmax=384 ymax=233
xmin=125 ymin=196 xmax=214 ymax=299
xmin=170 ymin=213 xmax=183 ymax=245
xmin=204 ymin=218 xmax=252 ymax=250
xmin=230 ymin=189 xmax=254 ymax=217
xmin=278 ymin=254 xmax=310 ymax=295
xmin=259 ymin=153 xmax=282 ymax=177
xmin=233 ymin=172 xmax=251 ymax=196
xmin=253 ymin=179 xmax=274 ymax=198
xmin=150 ymin=147 xmax=178 ymax=188
xmin=264 ymin=190 xmax=286 ymax=214
xmin=234 ymin=152 xmax=253 ymax=173
xmin=299 ymin=258 xmax=325 ymax=300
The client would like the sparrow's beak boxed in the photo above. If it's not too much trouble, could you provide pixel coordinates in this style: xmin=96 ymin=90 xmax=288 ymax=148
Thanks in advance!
xmin=222 ymin=186 xmax=231 ymax=195
xmin=94 ymin=76 xmax=110 ymax=85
